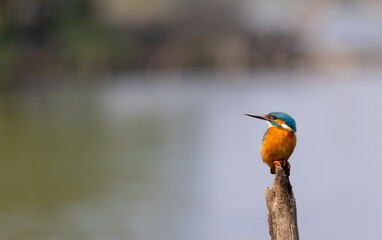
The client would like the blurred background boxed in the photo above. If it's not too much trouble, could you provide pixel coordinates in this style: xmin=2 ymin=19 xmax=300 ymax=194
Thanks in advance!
xmin=1 ymin=0 xmax=382 ymax=239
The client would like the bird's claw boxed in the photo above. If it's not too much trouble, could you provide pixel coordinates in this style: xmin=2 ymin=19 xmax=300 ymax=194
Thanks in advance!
xmin=274 ymin=160 xmax=286 ymax=167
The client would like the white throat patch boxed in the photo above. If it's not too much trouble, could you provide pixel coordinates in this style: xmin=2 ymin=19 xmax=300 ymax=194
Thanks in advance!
xmin=281 ymin=123 xmax=292 ymax=131
xmin=267 ymin=121 xmax=293 ymax=131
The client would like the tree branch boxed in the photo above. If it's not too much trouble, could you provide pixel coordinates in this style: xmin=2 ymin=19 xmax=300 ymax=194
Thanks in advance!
xmin=265 ymin=164 xmax=299 ymax=240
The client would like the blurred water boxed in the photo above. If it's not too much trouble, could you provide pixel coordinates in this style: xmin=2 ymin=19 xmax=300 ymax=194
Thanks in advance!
xmin=1 ymin=70 xmax=382 ymax=240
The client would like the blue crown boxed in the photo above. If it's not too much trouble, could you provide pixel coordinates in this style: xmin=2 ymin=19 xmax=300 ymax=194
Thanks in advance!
xmin=268 ymin=112 xmax=297 ymax=132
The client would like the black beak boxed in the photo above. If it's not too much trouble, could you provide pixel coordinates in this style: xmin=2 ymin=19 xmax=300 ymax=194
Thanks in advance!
xmin=244 ymin=113 xmax=271 ymax=121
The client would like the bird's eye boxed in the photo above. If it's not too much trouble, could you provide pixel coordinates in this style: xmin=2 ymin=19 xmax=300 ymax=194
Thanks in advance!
xmin=272 ymin=116 xmax=278 ymax=120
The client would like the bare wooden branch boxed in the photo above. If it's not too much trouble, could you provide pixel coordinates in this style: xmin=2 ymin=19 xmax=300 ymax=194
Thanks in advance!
xmin=265 ymin=164 xmax=299 ymax=240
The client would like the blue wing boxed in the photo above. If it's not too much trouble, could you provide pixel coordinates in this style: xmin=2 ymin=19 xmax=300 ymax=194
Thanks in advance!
xmin=262 ymin=129 xmax=268 ymax=142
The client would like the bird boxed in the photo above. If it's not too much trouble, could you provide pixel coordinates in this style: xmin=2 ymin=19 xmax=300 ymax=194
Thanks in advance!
xmin=245 ymin=112 xmax=297 ymax=176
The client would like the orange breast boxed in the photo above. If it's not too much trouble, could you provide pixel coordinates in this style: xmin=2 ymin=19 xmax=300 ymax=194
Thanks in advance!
xmin=261 ymin=126 xmax=296 ymax=167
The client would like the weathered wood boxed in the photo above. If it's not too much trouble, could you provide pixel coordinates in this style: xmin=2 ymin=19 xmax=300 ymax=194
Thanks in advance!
xmin=265 ymin=164 xmax=299 ymax=240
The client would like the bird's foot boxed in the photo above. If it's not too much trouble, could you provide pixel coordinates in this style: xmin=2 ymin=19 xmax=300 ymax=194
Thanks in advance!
xmin=274 ymin=160 xmax=286 ymax=167
xmin=273 ymin=160 xmax=290 ymax=176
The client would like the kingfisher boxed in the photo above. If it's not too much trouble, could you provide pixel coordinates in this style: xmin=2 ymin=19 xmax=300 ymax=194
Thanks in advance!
xmin=245 ymin=112 xmax=297 ymax=176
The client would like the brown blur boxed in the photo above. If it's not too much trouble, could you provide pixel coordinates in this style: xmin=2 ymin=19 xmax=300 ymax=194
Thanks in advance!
xmin=2 ymin=0 xmax=382 ymax=88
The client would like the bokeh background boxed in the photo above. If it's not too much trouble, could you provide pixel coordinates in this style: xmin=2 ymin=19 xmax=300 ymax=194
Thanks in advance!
xmin=1 ymin=0 xmax=382 ymax=239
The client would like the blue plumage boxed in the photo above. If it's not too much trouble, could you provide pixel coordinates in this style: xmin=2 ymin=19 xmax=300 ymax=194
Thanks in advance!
xmin=268 ymin=112 xmax=297 ymax=132
xmin=262 ymin=129 xmax=268 ymax=142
